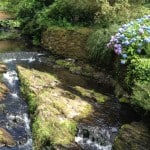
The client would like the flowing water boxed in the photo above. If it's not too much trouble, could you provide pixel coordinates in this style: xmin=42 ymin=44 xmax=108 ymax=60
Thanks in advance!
xmin=0 ymin=52 xmax=47 ymax=150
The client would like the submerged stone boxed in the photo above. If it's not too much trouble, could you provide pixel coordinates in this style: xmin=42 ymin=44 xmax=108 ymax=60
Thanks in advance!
xmin=113 ymin=122 xmax=150 ymax=150
xmin=0 ymin=128 xmax=16 ymax=147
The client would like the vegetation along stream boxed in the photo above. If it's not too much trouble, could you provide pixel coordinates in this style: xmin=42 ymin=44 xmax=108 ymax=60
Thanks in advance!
xmin=0 ymin=18 xmax=140 ymax=150
xmin=0 ymin=44 xmax=140 ymax=150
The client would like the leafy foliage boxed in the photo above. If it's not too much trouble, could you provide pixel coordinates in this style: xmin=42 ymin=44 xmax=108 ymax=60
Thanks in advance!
xmin=125 ymin=57 xmax=150 ymax=87
xmin=132 ymin=81 xmax=150 ymax=111
xmin=108 ymin=16 xmax=150 ymax=110
xmin=87 ymin=24 xmax=119 ymax=65
xmin=108 ymin=16 xmax=150 ymax=65
xmin=95 ymin=1 xmax=150 ymax=27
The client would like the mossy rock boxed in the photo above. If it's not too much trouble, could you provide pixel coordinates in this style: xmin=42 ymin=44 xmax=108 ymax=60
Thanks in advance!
xmin=113 ymin=122 xmax=150 ymax=150
xmin=0 ymin=128 xmax=16 ymax=147
xmin=0 ymin=63 xmax=9 ymax=100
xmin=0 ymin=63 xmax=7 ymax=73
xmin=41 ymin=27 xmax=93 ymax=60
xmin=119 ymin=96 xmax=130 ymax=103
xmin=131 ymin=81 xmax=150 ymax=111
xmin=74 ymin=86 xmax=109 ymax=103
xmin=17 ymin=65 xmax=93 ymax=149
xmin=56 ymin=59 xmax=75 ymax=68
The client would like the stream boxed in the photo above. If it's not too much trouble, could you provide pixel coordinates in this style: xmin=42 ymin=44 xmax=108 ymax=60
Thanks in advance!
xmin=0 ymin=52 xmax=46 ymax=150
xmin=0 ymin=32 xmax=140 ymax=149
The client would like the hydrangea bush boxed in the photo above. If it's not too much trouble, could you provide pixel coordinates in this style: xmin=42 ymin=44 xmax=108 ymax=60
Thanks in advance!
xmin=107 ymin=15 xmax=150 ymax=64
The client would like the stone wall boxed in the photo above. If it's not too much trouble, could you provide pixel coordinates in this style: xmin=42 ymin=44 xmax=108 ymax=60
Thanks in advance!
xmin=41 ymin=27 xmax=93 ymax=60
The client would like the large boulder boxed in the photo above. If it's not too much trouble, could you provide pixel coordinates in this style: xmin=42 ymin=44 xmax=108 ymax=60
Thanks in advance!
xmin=17 ymin=65 xmax=94 ymax=149
xmin=113 ymin=122 xmax=150 ymax=150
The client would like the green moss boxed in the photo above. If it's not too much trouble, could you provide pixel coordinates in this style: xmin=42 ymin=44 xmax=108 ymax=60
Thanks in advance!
xmin=0 ymin=63 xmax=9 ymax=100
xmin=119 ymin=97 xmax=130 ymax=103
xmin=131 ymin=81 xmax=150 ymax=111
xmin=69 ymin=66 xmax=82 ymax=74
xmin=56 ymin=60 xmax=75 ymax=68
xmin=113 ymin=122 xmax=150 ymax=150
xmin=17 ymin=65 xmax=93 ymax=149
xmin=74 ymin=86 xmax=109 ymax=103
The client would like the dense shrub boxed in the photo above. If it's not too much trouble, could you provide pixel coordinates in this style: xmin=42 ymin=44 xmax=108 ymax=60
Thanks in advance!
xmin=36 ymin=0 xmax=99 ymax=26
xmin=132 ymin=81 xmax=150 ymax=111
xmin=108 ymin=16 xmax=150 ymax=110
xmin=87 ymin=24 xmax=119 ymax=65
xmin=108 ymin=16 xmax=150 ymax=65
xmin=126 ymin=57 xmax=150 ymax=87
xmin=95 ymin=1 xmax=150 ymax=27
xmin=5 ymin=0 xmax=150 ymax=46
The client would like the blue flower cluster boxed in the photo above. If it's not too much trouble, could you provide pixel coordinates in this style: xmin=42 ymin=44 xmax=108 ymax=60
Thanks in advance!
xmin=107 ymin=15 xmax=150 ymax=64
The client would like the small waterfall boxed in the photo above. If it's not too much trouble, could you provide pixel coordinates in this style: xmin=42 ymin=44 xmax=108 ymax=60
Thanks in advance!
xmin=75 ymin=125 xmax=118 ymax=150
xmin=0 ymin=52 xmax=45 ymax=150
xmin=0 ymin=52 xmax=46 ymax=63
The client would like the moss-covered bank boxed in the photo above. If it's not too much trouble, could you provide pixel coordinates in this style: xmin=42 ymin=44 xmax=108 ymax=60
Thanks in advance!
xmin=18 ymin=65 xmax=110 ymax=149
xmin=17 ymin=65 xmax=101 ymax=149
xmin=41 ymin=27 xmax=93 ymax=60
xmin=113 ymin=122 xmax=150 ymax=150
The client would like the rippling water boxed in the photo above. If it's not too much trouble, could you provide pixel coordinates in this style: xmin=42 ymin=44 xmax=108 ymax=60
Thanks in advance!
xmin=0 ymin=52 xmax=46 ymax=150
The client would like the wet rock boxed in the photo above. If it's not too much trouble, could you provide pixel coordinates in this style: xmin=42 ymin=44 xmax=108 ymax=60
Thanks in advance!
xmin=113 ymin=122 xmax=150 ymax=150
xmin=0 ymin=82 xmax=9 ymax=100
xmin=74 ymin=86 xmax=109 ymax=103
xmin=0 ymin=104 xmax=5 ymax=112
xmin=0 ymin=128 xmax=16 ymax=147
xmin=0 ymin=63 xmax=7 ymax=73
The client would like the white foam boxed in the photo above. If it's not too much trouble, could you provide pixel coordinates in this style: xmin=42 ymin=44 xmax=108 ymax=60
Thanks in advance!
xmin=23 ymin=113 xmax=30 ymax=130
xmin=11 ymin=92 xmax=18 ymax=98
xmin=28 ymin=57 xmax=36 ymax=63
xmin=19 ymin=138 xmax=32 ymax=149
xmin=3 ymin=70 xmax=18 ymax=85
xmin=3 ymin=59 xmax=16 ymax=63
xmin=75 ymin=136 xmax=112 ymax=150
